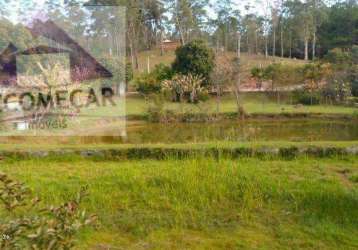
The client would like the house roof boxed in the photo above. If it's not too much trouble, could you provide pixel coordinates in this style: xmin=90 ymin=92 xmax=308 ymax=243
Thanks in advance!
xmin=0 ymin=19 xmax=113 ymax=87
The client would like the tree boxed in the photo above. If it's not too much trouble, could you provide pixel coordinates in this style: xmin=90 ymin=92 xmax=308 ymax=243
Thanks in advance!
xmin=308 ymin=0 xmax=327 ymax=60
xmin=285 ymin=0 xmax=314 ymax=60
xmin=319 ymin=1 xmax=358 ymax=54
xmin=271 ymin=3 xmax=279 ymax=57
xmin=172 ymin=40 xmax=215 ymax=84
xmin=169 ymin=0 xmax=209 ymax=45
xmin=212 ymin=0 xmax=240 ymax=52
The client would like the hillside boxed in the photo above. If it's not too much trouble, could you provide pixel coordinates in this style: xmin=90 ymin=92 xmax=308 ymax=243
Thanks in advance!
xmin=132 ymin=49 xmax=307 ymax=91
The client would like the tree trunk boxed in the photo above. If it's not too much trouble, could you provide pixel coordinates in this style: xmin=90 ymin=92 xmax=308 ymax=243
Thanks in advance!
xmin=160 ymin=28 xmax=164 ymax=56
xmin=147 ymin=57 xmax=150 ymax=73
xmin=304 ymin=37 xmax=309 ymax=61
xmin=265 ymin=36 xmax=268 ymax=58
xmin=312 ymin=31 xmax=316 ymax=60
xmin=234 ymin=69 xmax=242 ymax=115
xmin=280 ymin=23 xmax=284 ymax=57
xmin=247 ymin=32 xmax=250 ymax=54
xmin=216 ymin=83 xmax=220 ymax=114
xmin=175 ymin=0 xmax=185 ymax=45
xmin=289 ymin=31 xmax=292 ymax=58
xmin=233 ymin=59 xmax=244 ymax=117
xmin=130 ymin=41 xmax=135 ymax=69
xmin=273 ymin=27 xmax=276 ymax=57
xmin=255 ymin=30 xmax=258 ymax=54
xmin=237 ymin=32 xmax=241 ymax=59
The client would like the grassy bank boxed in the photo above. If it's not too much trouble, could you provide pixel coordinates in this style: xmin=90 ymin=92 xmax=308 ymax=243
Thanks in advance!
xmin=0 ymin=141 xmax=357 ymax=160
xmin=0 ymin=156 xmax=357 ymax=249
xmin=126 ymin=96 xmax=358 ymax=117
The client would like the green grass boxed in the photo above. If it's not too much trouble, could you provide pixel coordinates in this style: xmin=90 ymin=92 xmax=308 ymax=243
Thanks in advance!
xmin=1 ymin=156 xmax=357 ymax=249
xmin=0 ymin=140 xmax=356 ymax=151
xmin=126 ymin=96 xmax=357 ymax=116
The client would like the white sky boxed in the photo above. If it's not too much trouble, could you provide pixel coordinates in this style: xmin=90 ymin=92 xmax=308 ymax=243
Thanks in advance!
xmin=8 ymin=0 xmax=274 ymax=24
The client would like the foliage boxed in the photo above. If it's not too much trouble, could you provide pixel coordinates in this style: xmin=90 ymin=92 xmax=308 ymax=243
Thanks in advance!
xmin=326 ymin=73 xmax=352 ymax=103
xmin=151 ymin=63 xmax=174 ymax=82
xmin=135 ymin=73 xmax=162 ymax=96
xmin=349 ymin=46 xmax=358 ymax=97
xmin=210 ymin=55 xmax=238 ymax=89
xmin=324 ymin=48 xmax=353 ymax=65
xmin=162 ymin=74 xmax=207 ymax=103
xmin=302 ymin=63 xmax=331 ymax=91
xmin=0 ymin=172 xmax=96 ymax=250
xmin=324 ymin=47 xmax=358 ymax=98
xmin=351 ymin=66 xmax=358 ymax=97
xmin=293 ymin=90 xmax=320 ymax=105
xmin=251 ymin=63 xmax=304 ymax=90
xmin=135 ymin=63 xmax=174 ymax=95
xmin=145 ymin=94 xmax=177 ymax=123
xmin=319 ymin=1 xmax=358 ymax=52
xmin=126 ymin=62 xmax=134 ymax=83
xmin=172 ymin=40 xmax=215 ymax=84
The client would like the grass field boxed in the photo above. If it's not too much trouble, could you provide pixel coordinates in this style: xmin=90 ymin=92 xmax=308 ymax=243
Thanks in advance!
xmin=126 ymin=96 xmax=357 ymax=116
xmin=1 ymin=156 xmax=357 ymax=249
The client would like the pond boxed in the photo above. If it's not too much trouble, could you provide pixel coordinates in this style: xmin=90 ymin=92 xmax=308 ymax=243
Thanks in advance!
xmin=0 ymin=119 xmax=357 ymax=145
xmin=122 ymin=120 xmax=358 ymax=144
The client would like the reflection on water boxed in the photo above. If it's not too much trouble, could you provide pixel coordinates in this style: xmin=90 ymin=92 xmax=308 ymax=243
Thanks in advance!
xmin=124 ymin=120 xmax=358 ymax=143
xmin=0 ymin=119 xmax=357 ymax=145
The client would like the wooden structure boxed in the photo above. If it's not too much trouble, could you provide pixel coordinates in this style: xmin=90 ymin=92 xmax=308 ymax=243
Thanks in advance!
xmin=160 ymin=40 xmax=180 ymax=52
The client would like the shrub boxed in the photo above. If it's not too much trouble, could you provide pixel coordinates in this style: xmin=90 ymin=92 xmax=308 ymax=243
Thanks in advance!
xmin=350 ymin=65 xmax=358 ymax=97
xmin=324 ymin=48 xmax=352 ymax=65
xmin=322 ymin=69 xmax=352 ymax=103
xmin=294 ymin=90 xmax=320 ymax=105
xmin=146 ymin=94 xmax=178 ymax=123
xmin=172 ymin=40 xmax=215 ymax=85
xmin=135 ymin=73 xmax=162 ymax=95
xmin=152 ymin=63 xmax=174 ymax=82
xmin=0 ymin=172 xmax=96 ymax=250
xmin=162 ymin=74 xmax=207 ymax=103
xmin=135 ymin=64 xmax=174 ymax=96
xmin=352 ymin=45 xmax=358 ymax=64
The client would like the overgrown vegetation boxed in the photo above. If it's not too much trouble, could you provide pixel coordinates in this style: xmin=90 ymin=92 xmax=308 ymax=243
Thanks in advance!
xmin=0 ymin=172 xmax=96 ymax=249
xmin=0 ymin=157 xmax=357 ymax=249
xmin=135 ymin=40 xmax=214 ymax=106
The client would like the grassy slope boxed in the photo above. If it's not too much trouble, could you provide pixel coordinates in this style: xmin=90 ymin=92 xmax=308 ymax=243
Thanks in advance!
xmin=133 ymin=49 xmax=306 ymax=78
xmin=0 ymin=156 xmax=357 ymax=249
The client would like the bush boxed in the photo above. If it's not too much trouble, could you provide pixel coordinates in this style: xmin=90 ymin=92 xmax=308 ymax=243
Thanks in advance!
xmin=0 ymin=172 xmax=96 ymax=249
xmin=162 ymin=74 xmax=207 ymax=103
xmin=135 ymin=64 xmax=174 ymax=95
xmin=352 ymin=45 xmax=358 ymax=64
xmin=294 ymin=91 xmax=320 ymax=105
xmin=172 ymin=40 xmax=215 ymax=85
xmin=135 ymin=73 xmax=162 ymax=95
xmin=146 ymin=94 xmax=177 ymax=123
xmin=350 ymin=66 xmax=358 ymax=97
xmin=152 ymin=63 xmax=174 ymax=82
xmin=324 ymin=48 xmax=352 ymax=65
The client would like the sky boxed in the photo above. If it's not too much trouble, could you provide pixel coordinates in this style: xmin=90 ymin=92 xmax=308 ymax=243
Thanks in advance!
xmin=212 ymin=0 xmax=273 ymax=17
xmin=6 ymin=0 xmax=275 ymax=24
